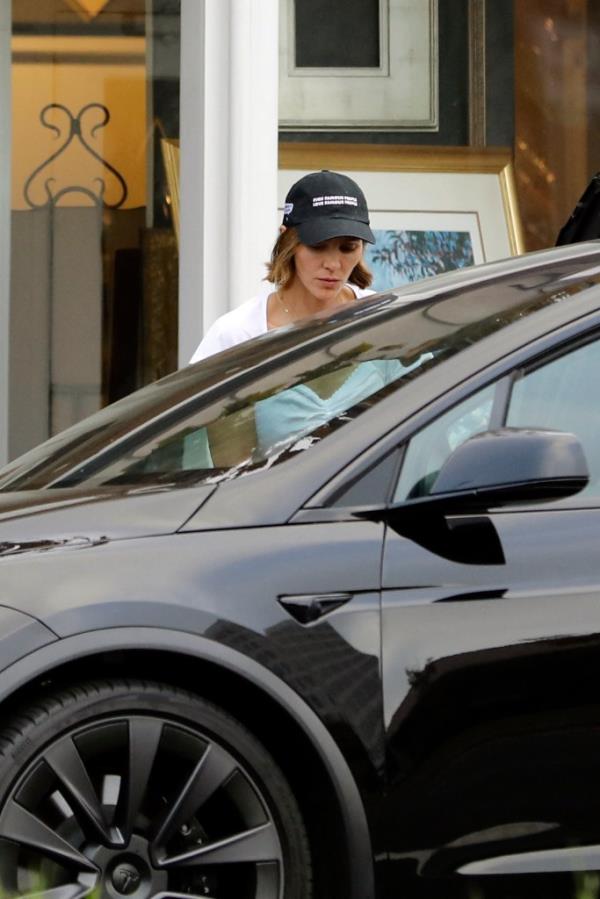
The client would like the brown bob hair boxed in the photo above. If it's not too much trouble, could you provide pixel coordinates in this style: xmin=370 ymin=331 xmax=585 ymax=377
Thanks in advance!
xmin=265 ymin=227 xmax=373 ymax=290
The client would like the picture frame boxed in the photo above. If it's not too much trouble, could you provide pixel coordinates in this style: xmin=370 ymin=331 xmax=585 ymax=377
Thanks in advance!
xmin=279 ymin=0 xmax=439 ymax=132
xmin=279 ymin=143 xmax=524 ymax=291
xmin=160 ymin=137 xmax=180 ymax=244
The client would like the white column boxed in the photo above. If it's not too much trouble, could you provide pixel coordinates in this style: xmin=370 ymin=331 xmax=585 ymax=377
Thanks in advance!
xmin=178 ymin=0 xmax=279 ymax=367
xmin=0 ymin=1 xmax=11 ymax=465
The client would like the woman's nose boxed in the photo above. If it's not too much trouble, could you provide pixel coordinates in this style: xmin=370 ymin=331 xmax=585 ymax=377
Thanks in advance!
xmin=323 ymin=252 xmax=342 ymax=270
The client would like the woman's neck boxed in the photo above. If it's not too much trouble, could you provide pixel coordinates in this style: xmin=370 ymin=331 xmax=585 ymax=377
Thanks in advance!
xmin=267 ymin=277 xmax=357 ymax=330
xmin=278 ymin=280 xmax=354 ymax=320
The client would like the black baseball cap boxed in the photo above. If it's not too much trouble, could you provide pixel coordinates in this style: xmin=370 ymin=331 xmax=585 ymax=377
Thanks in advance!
xmin=282 ymin=170 xmax=375 ymax=245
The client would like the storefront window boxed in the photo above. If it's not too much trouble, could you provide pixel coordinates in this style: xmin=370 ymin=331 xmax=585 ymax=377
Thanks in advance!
xmin=9 ymin=0 xmax=180 ymax=458
xmin=281 ymin=1 xmax=600 ymax=264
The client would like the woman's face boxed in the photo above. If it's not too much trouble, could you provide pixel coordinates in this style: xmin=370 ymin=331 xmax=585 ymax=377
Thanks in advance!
xmin=292 ymin=236 xmax=364 ymax=301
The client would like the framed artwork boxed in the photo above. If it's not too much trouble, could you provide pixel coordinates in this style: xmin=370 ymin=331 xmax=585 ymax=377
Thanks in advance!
xmin=279 ymin=0 xmax=438 ymax=132
xmin=160 ymin=137 xmax=180 ymax=244
xmin=278 ymin=143 xmax=524 ymax=292
xmin=364 ymin=212 xmax=483 ymax=292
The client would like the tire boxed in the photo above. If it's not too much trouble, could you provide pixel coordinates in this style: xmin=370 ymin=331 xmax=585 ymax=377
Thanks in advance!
xmin=0 ymin=679 xmax=312 ymax=899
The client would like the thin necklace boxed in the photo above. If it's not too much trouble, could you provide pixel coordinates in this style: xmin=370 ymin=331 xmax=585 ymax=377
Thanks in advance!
xmin=276 ymin=290 xmax=290 ymax=315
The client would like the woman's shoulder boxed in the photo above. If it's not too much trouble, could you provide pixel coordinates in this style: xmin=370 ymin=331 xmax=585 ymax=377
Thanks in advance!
xmin=348 ymin=284 xmax=376 ymax=299
xmin=214 ymin=293 xmax=267 ymax=331
xmin=189 ymin=292 xmax=269 ymax=363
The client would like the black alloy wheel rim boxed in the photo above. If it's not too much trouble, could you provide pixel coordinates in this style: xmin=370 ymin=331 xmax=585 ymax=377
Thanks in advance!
xmin=0 ymin=714 xmax=284 ymax=899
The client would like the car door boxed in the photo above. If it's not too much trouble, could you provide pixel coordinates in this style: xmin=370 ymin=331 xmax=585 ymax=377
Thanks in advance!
xmin=378 ymin=333 xmax=600 ymax=898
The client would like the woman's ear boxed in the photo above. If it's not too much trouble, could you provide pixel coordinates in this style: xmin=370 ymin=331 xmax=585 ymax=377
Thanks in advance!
xmin=279 ymin=225 xmax=287 ymax=235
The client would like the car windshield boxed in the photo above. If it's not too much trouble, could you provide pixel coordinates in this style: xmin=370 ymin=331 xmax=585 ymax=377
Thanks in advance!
xmin=0 ymin=256 xmax=595 ymax=491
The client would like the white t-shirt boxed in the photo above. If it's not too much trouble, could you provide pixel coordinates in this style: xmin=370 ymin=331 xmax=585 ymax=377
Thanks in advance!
xmin=189 ymin=284 xmax=374 ymax=363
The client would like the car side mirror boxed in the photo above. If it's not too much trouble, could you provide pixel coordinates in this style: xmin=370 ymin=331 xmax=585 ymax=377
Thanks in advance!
xmin=429 ymin=427 xmax=589 ymax=504
xmin=357 ymin=428 xmax=589 ymax=565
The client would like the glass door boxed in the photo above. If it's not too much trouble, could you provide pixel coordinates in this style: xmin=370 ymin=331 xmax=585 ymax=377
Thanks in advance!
xmin=9 ymin=0 xmax=181 ymax=458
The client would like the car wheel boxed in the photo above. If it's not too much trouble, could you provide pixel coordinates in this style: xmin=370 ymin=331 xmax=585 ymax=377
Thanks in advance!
xmin=0 ymin=679 xmax=312 ymax=898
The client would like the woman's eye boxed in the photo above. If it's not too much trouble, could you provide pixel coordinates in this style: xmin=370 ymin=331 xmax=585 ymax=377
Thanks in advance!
xmin=341 ymin=242 xmax=360 ymax=253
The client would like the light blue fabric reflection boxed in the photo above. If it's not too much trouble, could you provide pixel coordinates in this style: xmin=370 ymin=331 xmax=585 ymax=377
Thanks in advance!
xmin=255 ymin=359 xmax=412 ymax=454
xmin=182 ymin=426 xmax=214 ymax=468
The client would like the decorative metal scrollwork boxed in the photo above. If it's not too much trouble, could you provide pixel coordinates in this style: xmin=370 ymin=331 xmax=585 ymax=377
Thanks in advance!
xmin=24 ymin=103 xmax=128 ymax=209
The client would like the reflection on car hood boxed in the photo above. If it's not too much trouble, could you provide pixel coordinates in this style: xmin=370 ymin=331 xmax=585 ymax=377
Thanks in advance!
xmin=0 ymin=484 xmax=215 ymax=550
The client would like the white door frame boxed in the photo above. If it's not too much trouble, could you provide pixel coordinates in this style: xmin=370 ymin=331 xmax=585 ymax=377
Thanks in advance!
xmin=178 ymin=0 xmax=279 ymax=366
xmin=0 ymin=0 xmax=11 ymax=466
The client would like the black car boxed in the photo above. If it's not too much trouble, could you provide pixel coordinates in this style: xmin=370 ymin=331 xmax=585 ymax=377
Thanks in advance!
xmin=2 ymin=242 xmax=600 ymax=899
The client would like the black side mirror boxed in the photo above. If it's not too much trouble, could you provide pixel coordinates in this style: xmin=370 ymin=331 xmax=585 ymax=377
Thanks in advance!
xmin=430 ymin=427 xmax=589 ymax=504
xmin=357 ymin=428 xmax=589 ymax=565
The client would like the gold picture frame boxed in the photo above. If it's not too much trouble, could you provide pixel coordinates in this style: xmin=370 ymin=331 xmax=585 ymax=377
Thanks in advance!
xmin=160 ymin=137 xmax=180 ymax=244
xmin=279 ymin=143 xmax=524 ymax=262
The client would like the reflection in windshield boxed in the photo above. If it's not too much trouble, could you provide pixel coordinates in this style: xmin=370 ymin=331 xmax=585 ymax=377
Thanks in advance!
xmin=1 ymin=251 xmax=597 ymax=492
xmin=67 ymin=354 xmax=428 ymax=488
xmin=255 ymin=360 xmax=409 ymax=454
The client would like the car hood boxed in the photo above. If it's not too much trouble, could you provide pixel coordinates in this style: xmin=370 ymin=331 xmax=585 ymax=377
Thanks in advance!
xmin=0 ymin=484 xmax=215 ymax=554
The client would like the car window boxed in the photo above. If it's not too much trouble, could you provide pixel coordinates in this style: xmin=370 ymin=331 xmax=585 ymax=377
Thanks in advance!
xmin=506 ymin=338 xmax=600 ymax=498
xmin=58 ymin=357 xmax=426 ymax=488
xmin=393 ymin=336 xmax=600 ymax=505
xmin=393 ymin=384 xmax=497 ymax=502
xmin=2 ymin=251 xmax=596 ymax=492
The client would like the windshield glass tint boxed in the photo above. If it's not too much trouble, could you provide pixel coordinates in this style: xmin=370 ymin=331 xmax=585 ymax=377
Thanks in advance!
xmin=1 ymin=253 xmax=597 ymax=491
xmin=54 ymin=353 xmax=426 ymax=488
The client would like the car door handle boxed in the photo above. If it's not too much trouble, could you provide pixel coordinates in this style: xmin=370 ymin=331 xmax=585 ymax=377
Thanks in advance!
xmin=278 ymin=592 xmax=352 ymax=625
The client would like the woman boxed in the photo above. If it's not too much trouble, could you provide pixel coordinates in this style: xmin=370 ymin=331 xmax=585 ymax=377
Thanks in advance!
xmin=189 ymin=169 xmax=375 ymax=362
xmin=184 ymin=170 xmax=400 ymax=468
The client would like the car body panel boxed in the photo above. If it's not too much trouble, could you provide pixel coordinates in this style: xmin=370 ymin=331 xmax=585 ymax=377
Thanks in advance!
xmin=0 ymin=483 xmax=215 ymax=543
xmin=0 ymin=605 xmax=57 ymax=670
xmin=0 ymin=521 xmax=384 ymax=771
xmin=378 ymin=494 xmax=600 ymax=884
